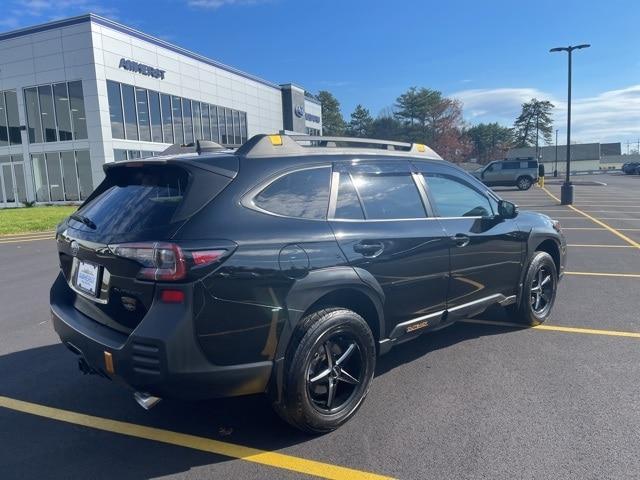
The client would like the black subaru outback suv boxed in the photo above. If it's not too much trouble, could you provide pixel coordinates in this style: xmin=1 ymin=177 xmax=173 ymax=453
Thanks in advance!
xmin=51 ymin=134 xmax=566 ymax=433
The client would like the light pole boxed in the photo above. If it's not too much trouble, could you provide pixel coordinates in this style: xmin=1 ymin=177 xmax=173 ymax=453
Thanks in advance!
xmin=554 ymin=129 xmax=558 ymax=177
xmin=550 ymin=44 xmax=590 ymax=205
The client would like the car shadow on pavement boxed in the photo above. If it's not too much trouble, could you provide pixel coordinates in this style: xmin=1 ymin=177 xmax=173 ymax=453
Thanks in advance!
xmin=0 ymin=309 xmax=517 ymax=479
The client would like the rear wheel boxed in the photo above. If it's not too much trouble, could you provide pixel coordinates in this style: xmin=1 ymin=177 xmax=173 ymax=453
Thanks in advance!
xmin=507 ymin=251 xmax=558 ymax=325
xmin=272 ymin=308 xmax=376 ymax=434
xmin=516 ymin=176 xmax=533 ymax=190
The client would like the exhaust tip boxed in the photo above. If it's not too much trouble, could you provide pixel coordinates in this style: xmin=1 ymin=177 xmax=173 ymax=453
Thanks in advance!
xmin=134 ymin=391 xmax=162 ymax=410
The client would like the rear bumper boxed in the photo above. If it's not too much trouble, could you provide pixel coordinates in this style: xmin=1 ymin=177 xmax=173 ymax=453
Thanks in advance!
xmin=50 ymin=274 xmax=272 ymax=400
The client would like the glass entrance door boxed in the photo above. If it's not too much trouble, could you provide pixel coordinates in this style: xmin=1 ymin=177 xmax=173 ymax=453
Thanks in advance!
xmin=0 ymin=161 xmax=28 ymax=207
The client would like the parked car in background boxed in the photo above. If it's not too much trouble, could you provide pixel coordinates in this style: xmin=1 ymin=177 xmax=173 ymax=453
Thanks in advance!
xmin=50 ymin=135 xmax=566 ymax=433
xmin=622 ymin=162 xmax=640 ymax=175
xmin=472 ymin=158 xmax=539 ymax=190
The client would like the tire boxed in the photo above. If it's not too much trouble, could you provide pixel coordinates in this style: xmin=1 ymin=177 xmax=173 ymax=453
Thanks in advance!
xmin=271 ymin=307 xmax=376 ymax=434
xmin=516 ymin=176 xmax=533 ymax=190
xmin=507 ymin=251 xmax=558 ymax=325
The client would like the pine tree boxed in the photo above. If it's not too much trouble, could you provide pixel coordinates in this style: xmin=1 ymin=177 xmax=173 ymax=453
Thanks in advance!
xmin=513 ymin=99 xmax=554 ymax=148
xmin=317 ymin=91 xmax=346 ymax=136
xmin=346 ymin=104 xmax=374 ymax=137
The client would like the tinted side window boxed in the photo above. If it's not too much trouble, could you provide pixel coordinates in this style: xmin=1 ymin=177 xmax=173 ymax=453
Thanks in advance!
xmin=503 ymin=162 xmax=519 ymax=169
xmin=528 ymin=161 xmax=537 ymax=168
xmin=254 ymin=167 xmax=331 ymax=219
xmin=351 ymin=174 xmax=426 ymax=220
xmin=335 ymin=173 xmax=364 ymax=220
xmin=425 ymin=174 xmax=492 ymax=217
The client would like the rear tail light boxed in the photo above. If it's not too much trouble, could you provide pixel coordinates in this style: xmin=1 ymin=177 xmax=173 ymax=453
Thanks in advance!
xmin=109 ymin=242 xmax=226 ymax=281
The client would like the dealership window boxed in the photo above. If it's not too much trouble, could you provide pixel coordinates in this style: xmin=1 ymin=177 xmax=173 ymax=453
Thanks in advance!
xmin=53 ymin=83 xmax=73 ymax=141
xmin=31 ymin=150 xmax=93 ymax=202
xmin=107 ymin=80 xmax=125 ymax=139
xmin=240 ymin=112 xmax=247 ymax=144
xmin=160 ymin=94 xmax=173 ymax=143
xmin=24 ymin=88 xmax=43 ymax=143
xmin=183 ymin=100 xmax=194 ymax=144
xmin=39 ymin=85 xmax=58 ymax=142
xmin=192 ymin=102 xmax=202 ymax=140
xmin=172 ymin=96 xmax=184 ymax=145
xmin=0 ymin=91 xmax=21 ymax=146
xmin=211 ymin=105 xmax=220 ymax=143
xmin=148 ymin=91 xmax=163 ymax=143
xmin=68 ymin=81 xmax=87 ymax=140
xmin=25 ymin=81 xmax=87 ymax=144
xmin=114 ymin=149 xmax=159 ymax=161
xmin=136 ymin=87 xmax=151 ymax=142
xmin=225 ymin=108 xmax=234 ymax=145
xmin=105 ymin=80 xmax=247 ymax=147
xmin=233 ymin=110 xmax=240 ymax=146
xmin=0 ymin=93 xmax=8 ymax=147
xmin=61 ymin=151 xmax=79 ymax=201
xmin=121 ymin=84 xmax=138 ymax=141
xmin=201 ymin=104 xmax=211 ymax=141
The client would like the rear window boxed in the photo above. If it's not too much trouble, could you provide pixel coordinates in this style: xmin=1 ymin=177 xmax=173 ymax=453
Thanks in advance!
xmin=253 ymin=167 xmax=331 ymax=219
xmin=72 ymin=165 xmax=189 ymax=235
xmin=349 ymin=173 xmax=426 ymax=220
xmin=503 ymin=162 xmax=520 ymax=169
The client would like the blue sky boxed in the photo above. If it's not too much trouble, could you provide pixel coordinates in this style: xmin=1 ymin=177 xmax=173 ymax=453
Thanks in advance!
xmin=2 ymin=0 xmax=639 ymax=145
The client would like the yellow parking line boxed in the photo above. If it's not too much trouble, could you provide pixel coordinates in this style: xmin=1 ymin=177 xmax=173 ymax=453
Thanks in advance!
xmin=567 ymin=244 xmax=632 ymax=248
xmin=565 ymin=271 xmax=640 ymax=278
xmin=0 ymin=396 xmax=394 ymax=480
xmin=0 ymin=236 xmax=54 ymax=245
xmin=462 ymin=319 xmax=640 ymax=338
xmin=562 ymin=227 xmax=606 ymax=230
xmin=542 ymin=186 xmax=640 ymax=249
xmin=0 ymin=232 xmax=55 ymax=240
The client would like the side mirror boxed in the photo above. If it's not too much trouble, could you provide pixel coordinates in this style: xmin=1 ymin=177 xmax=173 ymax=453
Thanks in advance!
xmin=498 ymin=200 xmax=518 ymax=219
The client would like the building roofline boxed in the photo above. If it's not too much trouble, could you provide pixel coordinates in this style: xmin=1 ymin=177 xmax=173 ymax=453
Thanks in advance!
xmin=0 ymin=13 xmax=286 ymax=91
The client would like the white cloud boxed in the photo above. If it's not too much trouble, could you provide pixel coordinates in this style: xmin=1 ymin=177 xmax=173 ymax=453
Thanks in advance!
xmin=451 ymin=85 xmax=640 ymax=143
xmin=188 ymin=0 xmax=270 ymax=8
xmin=0 ymin=0 xmax=118 ymax=30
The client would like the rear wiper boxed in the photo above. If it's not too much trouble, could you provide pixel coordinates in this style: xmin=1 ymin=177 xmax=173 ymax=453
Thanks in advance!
xmin=70 ymin=213 xmax=97 ymax=230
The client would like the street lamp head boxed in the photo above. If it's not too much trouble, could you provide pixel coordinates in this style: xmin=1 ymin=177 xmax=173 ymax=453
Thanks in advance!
xmin=574 ymin=44 xmax=591 ymax=50
xmin=549 ymin=47 xmax=567 ymax=53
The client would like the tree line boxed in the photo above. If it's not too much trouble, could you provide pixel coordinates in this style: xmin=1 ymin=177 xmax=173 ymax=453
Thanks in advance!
xmin=316 ymin=88 xmax=554 ymax=164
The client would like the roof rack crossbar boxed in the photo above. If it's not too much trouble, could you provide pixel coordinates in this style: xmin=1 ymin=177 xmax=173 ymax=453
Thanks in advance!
xmin=236 ymin=134 xmax=442 ymax=160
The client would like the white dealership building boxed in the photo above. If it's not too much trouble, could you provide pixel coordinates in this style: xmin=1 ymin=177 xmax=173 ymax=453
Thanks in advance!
xmin=0 ymin=14 xmax=322 ymax=207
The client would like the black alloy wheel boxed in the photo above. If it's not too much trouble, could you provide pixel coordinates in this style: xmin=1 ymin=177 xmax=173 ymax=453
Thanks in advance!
xmin=306 ymin=333 xmax=363 ymax=413
xmin=272 ymin=308 xmax=376 ymax=434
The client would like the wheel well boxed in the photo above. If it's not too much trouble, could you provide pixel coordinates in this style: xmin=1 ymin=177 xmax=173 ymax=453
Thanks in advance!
xmin=304 ymin=288 xmax=381 ymax=343
xmin=535 ymin=239 xmax=560 ymax=272
xmin=517 ymin=175 xmax=533 ymax=181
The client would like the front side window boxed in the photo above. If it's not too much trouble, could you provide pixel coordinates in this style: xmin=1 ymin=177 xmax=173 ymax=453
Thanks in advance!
xmin=253 ymin=167 xmax=331 ymax=219
xmin=426 ymin=174 xmax=492 ymax=218
xmin=350 ymin=173 xmax=426 ymax=220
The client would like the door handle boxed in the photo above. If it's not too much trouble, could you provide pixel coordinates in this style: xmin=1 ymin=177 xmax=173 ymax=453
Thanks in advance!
xmin=353 ymin=241 xmax=384 ymax=257
xmin=451 ymin=234 xmax=470 ymax=248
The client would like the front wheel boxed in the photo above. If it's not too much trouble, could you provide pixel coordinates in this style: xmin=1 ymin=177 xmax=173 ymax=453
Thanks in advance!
xmin=507 ymin=251 xmax=558 ymax=325
xmin=272 ymin=308 xmax=376 ymax=434
xmin=516 ymin=176 xmax=533 ymax=190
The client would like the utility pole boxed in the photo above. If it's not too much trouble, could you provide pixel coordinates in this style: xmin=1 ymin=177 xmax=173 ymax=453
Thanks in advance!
xmin=554 ymin=129 xmax=559 ymax=177
xmin=550 ymin=43 xmax=591 ymax=205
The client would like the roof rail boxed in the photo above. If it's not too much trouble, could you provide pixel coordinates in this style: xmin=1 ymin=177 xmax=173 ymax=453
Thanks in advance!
xmin=235 ymin=134 xmax=442 ymax=160
xmin=161 ymin=140 xmax=225 ymax=156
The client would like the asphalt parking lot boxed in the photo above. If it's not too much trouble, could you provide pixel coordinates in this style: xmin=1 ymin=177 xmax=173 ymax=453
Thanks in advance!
xmin=1 ymin=174 xmax=639 ymax=480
